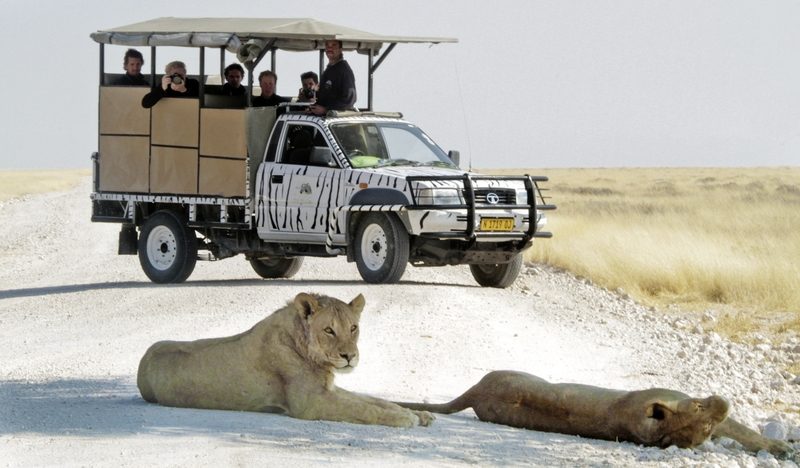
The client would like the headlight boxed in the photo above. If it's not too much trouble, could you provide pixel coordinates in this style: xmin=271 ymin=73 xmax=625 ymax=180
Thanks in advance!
xmin=515 ymin=188 xmax=528 ymax=205
xmin=417 ymin=188 xmax=464 ymax=206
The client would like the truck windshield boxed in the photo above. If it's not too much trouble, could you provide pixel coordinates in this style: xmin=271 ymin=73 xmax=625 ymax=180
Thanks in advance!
xmin=330 ymin=121 xmax=455 ymax=169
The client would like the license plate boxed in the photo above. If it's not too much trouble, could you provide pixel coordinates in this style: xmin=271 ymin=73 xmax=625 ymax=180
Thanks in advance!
xmin=479 ymin=217 xmax=514 ymax=231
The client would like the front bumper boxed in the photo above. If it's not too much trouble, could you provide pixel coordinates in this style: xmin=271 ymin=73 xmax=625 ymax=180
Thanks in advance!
xmin=404 ymin=174 xmax=555 ymax=243
xmin=404 ymin=208 xmax=548 ymax=242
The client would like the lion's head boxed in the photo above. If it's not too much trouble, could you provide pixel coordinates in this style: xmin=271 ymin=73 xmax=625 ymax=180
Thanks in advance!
xmin=632 ymin=390 xmax=730 ymax=448
xmin=294 ymin=292 xmax=364 ymax=373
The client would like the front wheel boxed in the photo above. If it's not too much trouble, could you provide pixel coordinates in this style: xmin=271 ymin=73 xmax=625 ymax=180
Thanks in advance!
xmin=469 ymin=254 xmax=523 ymax=288
xmin=250 ymin=257 xmax=304 ymax=279
xmin=354 ymin=213 xmax=409 ymax=284
xmin=138 ymin=211 xmax=197 ymax=283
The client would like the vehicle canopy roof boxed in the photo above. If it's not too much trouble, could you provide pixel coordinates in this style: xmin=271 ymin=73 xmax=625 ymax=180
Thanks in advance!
xmin=92 ymin=17 xmax=457 ymax=109
xmin=90 ymin=17 xmax=457 ymax=55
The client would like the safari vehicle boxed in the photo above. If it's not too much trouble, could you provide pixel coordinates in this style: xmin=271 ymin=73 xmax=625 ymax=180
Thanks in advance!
xmin=90 ymin=18 xmax=554 ymax=287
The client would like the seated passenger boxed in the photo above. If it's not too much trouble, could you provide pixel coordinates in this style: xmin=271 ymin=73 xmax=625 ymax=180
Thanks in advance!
xmin=221 ymin=63 xmax=247 ymax=96
xmin=112 ymin=49 xmax=149 ymax=86
xmin=141 ymin=61 xmax=199 ymax=108
xmin=251 ymin=71 xmax=291 ymax=107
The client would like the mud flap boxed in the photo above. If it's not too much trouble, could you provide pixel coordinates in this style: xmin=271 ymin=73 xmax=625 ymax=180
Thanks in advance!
xmin=118 ymin=224 xmax=138 ymax=255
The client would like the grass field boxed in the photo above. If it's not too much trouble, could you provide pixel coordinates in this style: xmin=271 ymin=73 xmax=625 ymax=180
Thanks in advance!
xmin=487 ymin=167 xmax=800 ymax=341
xmin=0 ymin=169 xmax=90 ymax=202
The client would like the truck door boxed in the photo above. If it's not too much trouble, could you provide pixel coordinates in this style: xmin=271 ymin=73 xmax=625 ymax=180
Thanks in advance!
xmin=257 ymin=122 xmax=343 ymax=243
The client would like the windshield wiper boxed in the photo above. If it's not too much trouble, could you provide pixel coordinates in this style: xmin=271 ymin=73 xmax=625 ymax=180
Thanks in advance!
xmin=374 ymin=159 xmax=421 ymax=168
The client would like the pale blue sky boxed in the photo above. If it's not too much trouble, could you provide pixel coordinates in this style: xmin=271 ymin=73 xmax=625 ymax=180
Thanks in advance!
xmin=1 ymin=0 xmax=798 ymax=169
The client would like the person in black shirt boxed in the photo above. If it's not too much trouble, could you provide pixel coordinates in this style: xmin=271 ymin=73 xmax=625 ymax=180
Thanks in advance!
xmin=309 ymin=40 xmax=356 ymax=115
xmin=221 ymin=63 xmax=246 ymax=96
xmin=141 ymin=61 xmax=199 ymax=108
xmin=111 ymin=49 xmax=149 ymax=86
xmin=251 ymin=70 xmax=291 ymax=107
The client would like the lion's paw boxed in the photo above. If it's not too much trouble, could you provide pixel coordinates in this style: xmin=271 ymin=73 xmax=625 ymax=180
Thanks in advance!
xmin=768 ymin=439 xmax=794 ymax=460
xmin=414 ymin=410 xmax=435 ymax=427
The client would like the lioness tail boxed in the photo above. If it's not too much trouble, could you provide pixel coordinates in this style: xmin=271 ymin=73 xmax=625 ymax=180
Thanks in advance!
xmin=395 ymin=392 xmax=473 ymax=415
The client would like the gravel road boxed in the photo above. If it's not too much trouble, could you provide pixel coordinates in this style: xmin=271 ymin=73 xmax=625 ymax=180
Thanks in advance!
xmin=1 ymin=178 xmax=798 ymax=467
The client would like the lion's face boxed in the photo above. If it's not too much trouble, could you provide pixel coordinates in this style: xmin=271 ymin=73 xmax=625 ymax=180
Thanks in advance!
xmin=634 ymin=390 xmax=730 ymax=448
xmin=295 ymin=293 xmax=365 ymax=372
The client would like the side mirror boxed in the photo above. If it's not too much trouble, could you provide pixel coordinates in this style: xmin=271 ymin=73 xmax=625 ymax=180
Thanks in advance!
xmin=448 ymin=150 xmax=460 ymax=168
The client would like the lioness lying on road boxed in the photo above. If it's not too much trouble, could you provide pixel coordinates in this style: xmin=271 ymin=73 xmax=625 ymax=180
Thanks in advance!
xmin=397 ymin=370 xmax=793 ymax=458
xmin=137 ymin=292 xmax=433 ymax=428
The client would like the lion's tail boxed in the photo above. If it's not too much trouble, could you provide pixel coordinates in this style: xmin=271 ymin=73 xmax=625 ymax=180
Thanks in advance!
xmin=395 ymin=391 xmax=474 ymax=415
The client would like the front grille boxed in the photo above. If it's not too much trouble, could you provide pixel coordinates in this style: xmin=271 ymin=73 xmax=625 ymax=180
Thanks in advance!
xmin=470 ymin=189 xmax=516 ymax=205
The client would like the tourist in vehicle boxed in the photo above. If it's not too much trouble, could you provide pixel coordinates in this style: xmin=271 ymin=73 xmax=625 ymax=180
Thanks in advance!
xmin=141 ymin=60 xmax=199 ymax=108
xmin=251 ymin=70 xmax=291 ymax=107
xmin=221 ymin=63 xmax=246 ymax=96
xmin=112 ymin=49 xmax=149 ymax=86
xmin=297 ymin=71 xmax=319 ymax=102
xmin=309 ymin=40 xmax=356 ymax=115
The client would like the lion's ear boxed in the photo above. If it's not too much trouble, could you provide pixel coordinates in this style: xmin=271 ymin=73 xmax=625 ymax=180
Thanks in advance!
xmin=294 ymin=293 xmax=319 ymax=320
xmin=646 ymin=401 xmax=678 ymax=420
xmin=349 ymin=294 xmax=365 ymax=314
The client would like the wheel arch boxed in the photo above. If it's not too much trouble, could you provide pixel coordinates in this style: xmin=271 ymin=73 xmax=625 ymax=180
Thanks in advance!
xmin=348 ymin=188 xmax=410 ymax=206
xmin=136 ymin=203 xmax=188 ymax=227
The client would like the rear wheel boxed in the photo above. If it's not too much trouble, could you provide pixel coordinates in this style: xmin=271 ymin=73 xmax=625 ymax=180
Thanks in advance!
xmin=250 ymin=257 xmax=304 ymax=279
xmin=354 ymin=213 xmax=409 ymax=284
xmin=469 ymin=254 xmax=523 ymax=288
xmin=138 ymin=211 xmax=197 ymax=283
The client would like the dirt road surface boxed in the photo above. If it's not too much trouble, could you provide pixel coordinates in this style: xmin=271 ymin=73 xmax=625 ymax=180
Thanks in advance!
xmin=1 ymin=179 xmax=798 ymax=466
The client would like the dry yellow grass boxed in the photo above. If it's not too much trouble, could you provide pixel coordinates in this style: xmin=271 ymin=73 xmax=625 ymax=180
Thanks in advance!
xmin=486 ymin=167 xmax=800 ymax=338
xmin=0 ymin=169 xmax=90 ymax=202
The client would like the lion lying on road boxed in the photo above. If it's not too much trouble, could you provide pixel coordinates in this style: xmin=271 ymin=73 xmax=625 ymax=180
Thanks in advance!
xmin=137 ymin=292 xmax=433 ymax=428
xmin=397 ymin=370 xmax=793 ymax=458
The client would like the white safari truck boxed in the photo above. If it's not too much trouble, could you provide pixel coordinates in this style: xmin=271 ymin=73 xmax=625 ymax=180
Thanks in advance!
xmin=90 ymin=18 xmax=554 ymax=287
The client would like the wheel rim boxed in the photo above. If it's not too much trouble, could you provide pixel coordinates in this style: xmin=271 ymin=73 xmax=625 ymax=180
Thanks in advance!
xmin=146 ymin=225 xmax=178 ymax=271
xmin=360 ymin=223 xmax=387 ymax=271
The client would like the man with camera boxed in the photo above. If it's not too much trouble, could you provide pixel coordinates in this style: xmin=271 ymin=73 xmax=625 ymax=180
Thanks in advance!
xmin=297 ymin=71 xmax=319 ymax=102
xmin=141 ymin=61 xmax=199 ymax=108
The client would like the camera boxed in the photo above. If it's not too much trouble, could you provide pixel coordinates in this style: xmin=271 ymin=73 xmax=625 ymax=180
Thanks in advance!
xmin=169 ymin=73 xmax=184 ymax=85
xmin=301 ymin=88 xmax=315 ymax=99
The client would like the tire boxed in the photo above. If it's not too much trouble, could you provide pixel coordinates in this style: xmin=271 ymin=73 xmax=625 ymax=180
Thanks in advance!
xmin=250 ymin=257 xmax=304 ymax=279
xmin=469 ymin=254 xmax=523 ymax=288
xmin=137 ymin=211 xmax=197 ymax=284
xmin=354 ymin=213 xmax=409 ymax=284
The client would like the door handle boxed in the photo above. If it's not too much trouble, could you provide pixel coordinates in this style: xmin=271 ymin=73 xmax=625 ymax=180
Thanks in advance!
xmin=271 ymin=174 xmax=283 ymax=184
